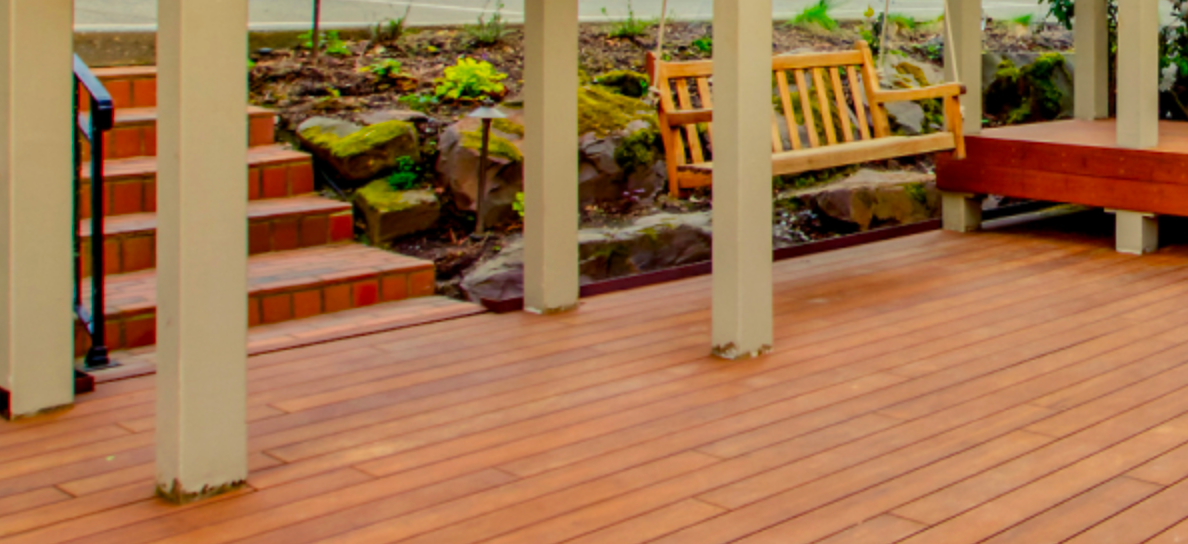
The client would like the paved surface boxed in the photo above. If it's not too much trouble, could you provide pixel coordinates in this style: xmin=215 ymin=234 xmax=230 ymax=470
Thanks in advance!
xmin=76 ymin=0 xmax=1055 ymax=31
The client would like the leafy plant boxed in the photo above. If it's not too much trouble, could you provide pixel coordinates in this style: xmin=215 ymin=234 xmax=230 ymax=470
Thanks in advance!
xmin=790 ymin=0 xmax=839 ymax=31
xmin=360 ymin=59 xmax=404 ymax=79
xmin=603 ymin=1 xmax=655 ymax=40
xmin=465 ymin=1 xmax=512 ymax=47
xmin=691 ymin=35 xmax=713 ymax=54
xmin=387 ymin=156 xmax=424 ymax=191
xmin=300 ymin=29 xmax=351 ymax=56
xmin=1010 ymin=13 xmax=1033 ymax=27
xmin=886 ymin=13 xmax=918 ymax=30
xmin=512 ymin=192 xmax=525 ymax=219
xmin=434 ymin=57 xmax=508 ymax=102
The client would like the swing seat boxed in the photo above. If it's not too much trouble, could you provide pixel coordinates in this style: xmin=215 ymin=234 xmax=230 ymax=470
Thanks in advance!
xmin=654 ymin=41 xmax=966 ymax=196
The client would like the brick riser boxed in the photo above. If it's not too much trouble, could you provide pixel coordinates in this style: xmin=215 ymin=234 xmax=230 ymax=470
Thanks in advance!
xmin=80 ymin=155 xmax=315 ymax=219
xmin=81 ymin=113 xmax=275 ymax=162
xmin=80 ymin=210 xmax=353 ymax=276
xmin=75 ymin=268 xmax=437 ymax=356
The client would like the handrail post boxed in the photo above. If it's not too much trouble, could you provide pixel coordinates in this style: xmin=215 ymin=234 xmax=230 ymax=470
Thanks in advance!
xmin=85 ymin=95 xmax=110 ymax=369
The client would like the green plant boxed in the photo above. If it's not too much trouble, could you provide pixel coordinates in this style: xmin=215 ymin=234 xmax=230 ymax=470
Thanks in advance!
xmin=789 ymin=0 xmax=839 ymax=31
xmin=434 ymin=57 xmax=508 ymax=102
xmin=691 ymin=35 xmax=713 ymax=54
xmin=300 ymin=29 xmax=351 ymax=56
xmin=886 ymin=13 xmax=918 ymax=30
xmin=387 ymin=156 xmax=423 ymax=191
xmin=1010 ymin=13 xmax=1033 ymax=27
xmin=603 ymin=1 xmax=655 ymax=40
xmin=372 ymin=6 xmax=411 ymax=43
xmin=465 ymin=1 xmax=511 ymax=47
xmin=360 ymin=59 xmax=404 ymax=79
xmin=398 ymin=93 xmax=439 ymax=112
xmin=512 ymin=192 xmax=525 ymax=219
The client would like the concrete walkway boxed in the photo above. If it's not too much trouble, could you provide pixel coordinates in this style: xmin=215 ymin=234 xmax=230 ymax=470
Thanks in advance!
xmin=76 ymin=0 xmax=1053 ymax=31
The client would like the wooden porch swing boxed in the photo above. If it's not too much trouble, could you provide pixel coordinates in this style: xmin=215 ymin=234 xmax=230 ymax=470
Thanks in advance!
xmin=648 ymin=2 xmax=968 ymax=196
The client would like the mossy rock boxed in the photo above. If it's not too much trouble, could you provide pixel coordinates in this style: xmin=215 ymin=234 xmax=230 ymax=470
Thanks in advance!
xmin=298 ymin=117 xmax=421 ymax=185
xmin=985 ymin=53 xmax=1072 ymax=125
xmin=578 ymin=85 xmax=658 ymax=138
xmin=354 ymin=181 xmax=441 ymax=244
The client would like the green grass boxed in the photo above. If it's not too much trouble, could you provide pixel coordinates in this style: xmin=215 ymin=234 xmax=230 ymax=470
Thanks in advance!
xmin=789 ymin=0 xmax=839 ymax=31
xmin=1010 ymin=13 xmax=1034 ymax=26
xmin=602 ymin=1 xmax=655 ymax=40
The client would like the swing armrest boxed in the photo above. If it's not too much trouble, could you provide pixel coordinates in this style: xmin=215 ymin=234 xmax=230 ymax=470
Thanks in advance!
xmin=872 ymin=83 xmax=966 ymax=104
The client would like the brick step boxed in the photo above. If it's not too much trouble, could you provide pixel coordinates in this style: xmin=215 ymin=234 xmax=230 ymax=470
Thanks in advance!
xmin=77 ymin=244 xmax=436 ymax=354
xmin=81 ymin=106 xmax=276 ymax=161
xmin=80 ymin=195 xmax=354 ymax=275
xmin=80 ymin=144 xmax=315 ymax=219
xmin=80 ymin=66 xmax=157 ymax=112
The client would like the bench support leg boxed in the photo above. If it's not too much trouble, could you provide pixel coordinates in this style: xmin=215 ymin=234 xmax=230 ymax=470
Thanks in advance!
xmin=1108 ymin=209 xmax=1159 ymax=255
xmin=941 ymin=192 xmax=982 ymax=233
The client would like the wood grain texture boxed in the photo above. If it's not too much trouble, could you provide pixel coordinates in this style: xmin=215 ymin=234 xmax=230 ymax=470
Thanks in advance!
xmin=7 ymin=212 xmax=1188 ymax=543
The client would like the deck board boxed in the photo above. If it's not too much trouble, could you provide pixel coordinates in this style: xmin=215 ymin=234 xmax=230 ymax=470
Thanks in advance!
xmin=11 ymin=211 xmax=1188 ymax=542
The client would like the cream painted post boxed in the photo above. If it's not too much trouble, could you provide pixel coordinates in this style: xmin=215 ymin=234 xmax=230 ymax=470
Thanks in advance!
xmin=1116 ymin=0 xmax=1159 ymax=149
xmin=711 ymin=0 xmax=773 ymax=360
xmin=522 ymin=0 xmax=579 ymax=314
xmin=155 ymin=0 xmax=249 ymax=502
xmin=1074 ymin=0 xmax=1109 ymax=120
xmin=0 ymin=0 xmax=75 ymax=419
xmin=943 ymin=0 xmax=981 ymax=135
xmin=1108 ymin=210 xmax=1159 ymax=255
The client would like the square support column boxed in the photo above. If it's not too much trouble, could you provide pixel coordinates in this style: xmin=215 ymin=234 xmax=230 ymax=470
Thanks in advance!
xmin=1116 ymin=0 xmax=1159 ymax=149
xmin=711 ymin=0 xmax=774 ymax=360
xmin=1107 ymin=209 xmax=1159 ymax=255
xmin=1074 ymin=0 xmax=1110 ymax=120
xmin=522 ymin=0 xmax=579 ymax=315
xmin=941 ymin=192 xmax=983 ymax=233
xmin=943 ymin=0 xmax=982 ymax=134
xmin=0 ymin=0 xmax=76 ymax=419
xmin=155 ymin=0 xmax=250 ymax=503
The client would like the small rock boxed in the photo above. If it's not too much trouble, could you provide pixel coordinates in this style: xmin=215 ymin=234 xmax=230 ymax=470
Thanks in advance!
xmin=359 ymin=109 xmax=431 ymax=126
xmin=354 ymin=181 xmax=441 ymax=244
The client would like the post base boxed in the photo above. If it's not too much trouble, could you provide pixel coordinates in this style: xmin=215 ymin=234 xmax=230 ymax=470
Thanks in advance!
xmin=941 ymin=192 xmax=983 ymax=233
xmin=1106 ymin=209 xmax=1159 ymax=255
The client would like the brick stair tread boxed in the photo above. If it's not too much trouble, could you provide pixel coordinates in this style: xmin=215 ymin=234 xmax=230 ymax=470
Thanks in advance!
xmin=81 ymin=195 xmax=351 ymax=238
xmin=81 ymin=105 xmax=272 ymax=127
xmin=82 ymin=144 xmax=310 ymax=181
xmin=84 ymin=244 xmax=434 ymax=317
xmin=89 ymin=296 xmax=486 ymax=383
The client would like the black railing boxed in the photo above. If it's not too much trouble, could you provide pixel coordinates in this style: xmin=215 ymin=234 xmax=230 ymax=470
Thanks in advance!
xmin=73 ymin=54 xmax=115 ymax=369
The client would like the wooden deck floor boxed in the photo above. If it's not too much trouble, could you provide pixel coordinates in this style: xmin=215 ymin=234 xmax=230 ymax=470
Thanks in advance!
xmin=10 ymin=210 xmax=1188 ymax=543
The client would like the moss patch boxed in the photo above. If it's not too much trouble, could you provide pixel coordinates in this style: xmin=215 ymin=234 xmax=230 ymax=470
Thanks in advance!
xmin=358 ymin=179 xmax=427 ymax=212
xmin=578 ymin=85 xmax=658 ymax=138
xmin=301 ymin=120 xmax=416 ymax=158
xmin=491 ymin=118 xmax=525 ymax=138
xmin=613 ymin=128 xmax=660 ymax=172
xmin=987 ymin=53 xmax=1069 ymax=125
xmin=462 ymin=129 xmax=523 ymax=162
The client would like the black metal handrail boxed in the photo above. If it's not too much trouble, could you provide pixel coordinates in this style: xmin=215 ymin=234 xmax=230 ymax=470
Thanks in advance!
xmin=73 ymin=54 xmax=115 ymax=369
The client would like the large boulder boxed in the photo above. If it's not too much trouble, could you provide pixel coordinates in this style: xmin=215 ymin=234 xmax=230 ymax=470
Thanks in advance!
xmin=435 ymin=106 xmax=527 ymax=227
xmin=298 ymin=117 xmax=420 ymax=185
xmin=983 ymin=52 xmax=1075 ymax=123
xmin=460 ymin=212 xmax=712 ymax=303
xmin=353 ymin=181 xmax=441 ymax=244
xmin=784 ymin=168 xmax=939 ymax=231
xmin=437 ymin=85 xmax=667 ymax=225
xmin=881 ymin=55 xmax=947 ymax=135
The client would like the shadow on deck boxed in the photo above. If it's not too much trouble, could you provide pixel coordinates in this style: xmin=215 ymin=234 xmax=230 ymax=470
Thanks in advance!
xmin=7 ymin=209 xmax=1188 ymax=543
